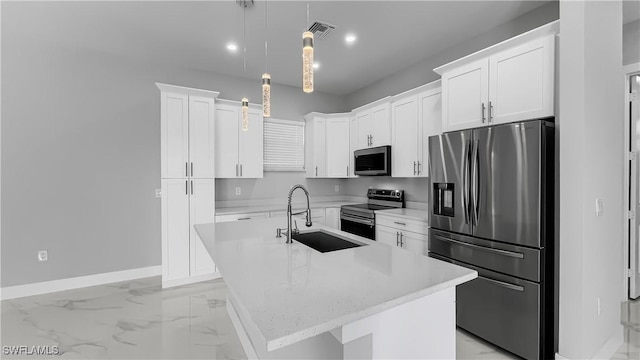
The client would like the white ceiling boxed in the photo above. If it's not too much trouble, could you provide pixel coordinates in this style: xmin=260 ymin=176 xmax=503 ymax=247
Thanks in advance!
xmin=5 ymin=1 xmax=559 ymax=95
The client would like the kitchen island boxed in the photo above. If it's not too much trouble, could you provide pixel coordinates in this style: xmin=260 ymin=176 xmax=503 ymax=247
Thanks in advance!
xmin=195 ymin=217 xmax=476 ymax=359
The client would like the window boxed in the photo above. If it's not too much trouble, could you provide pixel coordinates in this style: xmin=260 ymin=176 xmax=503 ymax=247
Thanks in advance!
xmin=263 ymin=118 xmax=305 ymax=171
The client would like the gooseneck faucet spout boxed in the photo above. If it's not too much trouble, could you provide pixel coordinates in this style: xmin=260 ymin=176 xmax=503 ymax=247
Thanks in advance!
xmin=285 ymin=184 xmax=312 ymax=243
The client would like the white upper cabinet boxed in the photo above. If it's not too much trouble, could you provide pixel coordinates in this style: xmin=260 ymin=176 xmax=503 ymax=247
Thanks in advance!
xmin=326 ymin=116 xmax=350 ymax=177
xmin=349 ymin=116 xmax=357 ymax=178
xmin=391 ymin=81 xmax=441 ymax=177
xmin=188 ymin=96 xmax=216 ymax=178
xmin=488 ymin=35 xmax=555 ymax=124
xmin=441 ymin=59 xmax=489 ymax=132
xmin=353 ymin=98 xmax=391 ymax=149
xmin=435 ymin=22 xmax=558 ymax=132
xmin=214 ymin=100 xmax=263 ymax=178
xmin=305 ymin=113 xmax=350 ymax=178
xmin=160 ymin=86 xmax=217 ymax=179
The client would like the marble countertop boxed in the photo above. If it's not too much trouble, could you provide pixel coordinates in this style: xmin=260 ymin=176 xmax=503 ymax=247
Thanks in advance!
xmin=215 ymin=201 xmax=360 ymax=216
xmin=194 ymin=218 xmax=476 ymax=352
xmin=375 ymin=208 xmax=429 ymax=222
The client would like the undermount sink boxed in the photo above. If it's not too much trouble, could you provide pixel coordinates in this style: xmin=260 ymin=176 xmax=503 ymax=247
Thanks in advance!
xmin=292 ymin=230 xmax=366 ymax=253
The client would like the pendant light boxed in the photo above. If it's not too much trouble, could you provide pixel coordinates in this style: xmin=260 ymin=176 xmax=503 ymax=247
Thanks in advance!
xmin=241 ymin=1 xmax=249 ymax=131
xmin=262 ymin=0 xmax=271 ymax=117
xmin=302 ymin=3 xmax=314 ymax=93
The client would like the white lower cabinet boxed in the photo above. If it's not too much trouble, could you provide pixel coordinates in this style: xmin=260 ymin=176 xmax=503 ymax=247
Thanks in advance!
xmin=376 ymin=213 xmax=429 ymax=256
xmin=161 ymin=179 xmax=216 ymax=287
xmin=325 ymin=207 xmax=341 ymax=230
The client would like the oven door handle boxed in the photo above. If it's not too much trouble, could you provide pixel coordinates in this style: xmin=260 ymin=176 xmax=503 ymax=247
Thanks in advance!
xmin=340 ymin=213 xmax=374 ymax=226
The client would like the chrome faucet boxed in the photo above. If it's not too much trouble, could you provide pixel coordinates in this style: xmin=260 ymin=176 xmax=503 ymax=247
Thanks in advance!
xmin=276 ymin=184 xmax=312 ymax=243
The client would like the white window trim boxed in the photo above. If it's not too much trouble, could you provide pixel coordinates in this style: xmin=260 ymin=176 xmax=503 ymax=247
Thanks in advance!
xmin=263 ymin=118 xmax=306 ymax=172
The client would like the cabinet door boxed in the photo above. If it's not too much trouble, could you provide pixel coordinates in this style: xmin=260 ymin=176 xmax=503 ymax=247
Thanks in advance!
xmin=239 ymin=108 xmax=264 ymax=178
xmin=215 ymin=103 xmax=240 ymax=178
xmin=370 ymin=102 xmax=391 ymax=146
xmin=376 ymin=225 xmax=400 ymax=248
xmin=311 ymin=118 xmax=326 ymax=177
xmin=326 ymin=117 xmax=350 ymax=177
xmin=161 ymin=92 xmax=189 ymax=178
xmin=161 ymin=179 xmax=191 ymax=282
xmin=355 ymin=111 xmax=371 ymax=149
xmin=189 ymin=179 xmax=215 ymax=276
xmin=325 ymin=207 xmax=341 ymax=230
xmin=349 ymin=116 xmax=357 ymax=177
xmin=392 ymin=95 xmax=419 ymax=177
xmin=401 ymin=231 xmax=428 ymax=256
xmin=442 ymin=58 xmax=489 ymax=132
xmin=189 ymin=96 xmax=216 ymax=179
xmin=419 ymin=89 xmax=442 ymax=177
xmin=489 ymin=36 xmax=554 ymax=124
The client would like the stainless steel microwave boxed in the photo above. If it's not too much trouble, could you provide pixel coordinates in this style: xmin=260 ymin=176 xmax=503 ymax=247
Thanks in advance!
xmin=354 ymin=146 xmax=391 ymax=176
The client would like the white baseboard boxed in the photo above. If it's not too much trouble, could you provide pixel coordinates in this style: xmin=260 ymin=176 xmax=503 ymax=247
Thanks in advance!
xmin=161 ymin=272 xmax=221 ymax=289
xmin=0 ymin=265 xmax=161 ymax=301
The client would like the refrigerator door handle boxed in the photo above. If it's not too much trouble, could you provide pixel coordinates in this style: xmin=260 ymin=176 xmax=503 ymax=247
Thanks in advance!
xmin=462 ymin=140 xmax=470 ymax=225
xmin=480 ymin=275 xmax=525 ymax=292
xmin=471 ymin=139 xmax=480 ymax=225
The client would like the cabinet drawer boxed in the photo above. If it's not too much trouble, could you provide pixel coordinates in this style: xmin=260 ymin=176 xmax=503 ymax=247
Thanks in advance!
xmin=215 ymin=212 xmax=270 ymax=223
xmin=376 ymin=215 xmax=428 ymax=235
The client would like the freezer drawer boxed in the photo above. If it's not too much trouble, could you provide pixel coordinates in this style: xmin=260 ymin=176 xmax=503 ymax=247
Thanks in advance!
xmin=430 ymin=253 xmax=542 ymax=360
xmin=429 ymin=228 xmax=542 ymax=282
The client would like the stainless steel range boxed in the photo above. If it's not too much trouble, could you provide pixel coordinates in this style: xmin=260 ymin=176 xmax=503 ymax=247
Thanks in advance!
xmin=340 ymin=189 xmax=405 ymax=240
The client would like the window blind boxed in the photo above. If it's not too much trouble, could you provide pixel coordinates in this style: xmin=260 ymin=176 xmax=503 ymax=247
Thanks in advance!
xmin=263 ymin=118 xmax=305 ymax=171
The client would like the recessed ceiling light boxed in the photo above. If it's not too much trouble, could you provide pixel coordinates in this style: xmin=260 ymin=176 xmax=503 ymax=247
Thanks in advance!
xmin=226 ymin=42 xmax=238 ymax=52
xmin=313 ymin=62 xmax=320 ymax=70
xmin=345 ymin=34 xmax=357 ymax=44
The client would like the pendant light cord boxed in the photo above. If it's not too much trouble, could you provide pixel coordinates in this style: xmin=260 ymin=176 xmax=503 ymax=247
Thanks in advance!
xmin=264 ymin=0 xmax=268 ymax=73
xmin=243 ymin=5 xmax=247 ymax=74
xmin=306 ymin=3 xmax=309 ymax=27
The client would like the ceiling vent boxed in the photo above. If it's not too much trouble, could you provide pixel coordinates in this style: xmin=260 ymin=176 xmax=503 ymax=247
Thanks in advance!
xmin=308 ymin=21 xmax=336 ymax=39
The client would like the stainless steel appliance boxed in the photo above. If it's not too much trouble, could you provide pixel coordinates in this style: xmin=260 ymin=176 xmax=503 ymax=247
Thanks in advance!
xmin=354 ymin=146 xmax=391 ymax=176
xmin=340 ymin=189 xmax=405 ymax=240
xmin=428 ymin=119 xmax=555 ymax=360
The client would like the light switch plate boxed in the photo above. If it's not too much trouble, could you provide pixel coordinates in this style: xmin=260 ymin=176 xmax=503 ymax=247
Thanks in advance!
xmin=235 ymin=187 xmax=241 ymax=195
xmin=38 ymin=250 xmax=48 ymax=262
xmin=334 ymin=185 xmax=339 ymax=192
xmin=155 ymin=189 xmax=162 ymax=198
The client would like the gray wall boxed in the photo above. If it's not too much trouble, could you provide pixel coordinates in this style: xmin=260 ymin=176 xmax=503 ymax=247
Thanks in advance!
xmin=0 ymin=7 xmax=345 ymax=287
xmin=343 ymin=1 xmax=559 ymax=110
xmin=624 ymin=19 xmax=640 ymax=65
xmin=557 ymin=1 xmax=624 ymax=358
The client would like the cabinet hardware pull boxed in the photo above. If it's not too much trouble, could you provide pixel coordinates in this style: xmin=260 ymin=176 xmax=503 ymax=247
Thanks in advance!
xmin=186 ymin=162 xmax=188 ymax=177
xmin=315 ymin=166 xmax=318 ymax=176
xmin=400 ymin=233 xmax=404 ymax=247
xmin=240 ymin=164 xmax=243 ymax=177
xmin=413 ymin=161 xmax=416 ymax=175
xmin=394 ymin=221 xmax=406 ymax=225
xmin=191 ymin=180 xmax=193 ymax=195
xmin=185 ymin=180 xmax=188 ymax=195
xmin=481 ymin=103 xmax=486 ymax=123
xmin=417 ymin=161 xmax=421 ymax=175
xmin=236 ymin=164 xmax=238 ymax=177
xmin=191 ymin=162 xmax=193 ymax=177
xmin=370 ymin=134 xmax=373 ymax=146
xmin=347 ymin=166 xmax=349 ymax=177
xmin=396 ymin=231 xmax=399 ymax=246
xmin=238 ymin=217 xmax=251 ymax=220
xmin=488 ymin=101 xmax=493 ymax=122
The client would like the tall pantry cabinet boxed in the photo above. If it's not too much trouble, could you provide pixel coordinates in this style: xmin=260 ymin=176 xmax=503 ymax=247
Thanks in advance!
xmin=157 ymin=83 xmax=220 ymax=288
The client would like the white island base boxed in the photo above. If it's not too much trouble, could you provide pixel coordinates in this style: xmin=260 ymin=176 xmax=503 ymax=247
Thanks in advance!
xmin=227 ymin=286 xmax=455 ymax=359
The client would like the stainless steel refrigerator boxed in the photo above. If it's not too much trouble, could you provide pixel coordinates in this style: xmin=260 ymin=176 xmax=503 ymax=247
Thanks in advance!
xmin=428 ymin=119 xmax=555 ymax=360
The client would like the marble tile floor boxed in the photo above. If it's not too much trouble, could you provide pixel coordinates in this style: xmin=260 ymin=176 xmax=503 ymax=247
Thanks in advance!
xmin=0 ymin=276 xmax=635 ymax=360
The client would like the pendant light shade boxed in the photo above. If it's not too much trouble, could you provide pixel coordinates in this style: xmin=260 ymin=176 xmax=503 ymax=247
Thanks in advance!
xmin=302 ymin=31 xmax=314 ymax=93
xmin=262 ymin=73 xmax=271 ymax=118
xmin=241 ymin=97 xmax=249 ymax=131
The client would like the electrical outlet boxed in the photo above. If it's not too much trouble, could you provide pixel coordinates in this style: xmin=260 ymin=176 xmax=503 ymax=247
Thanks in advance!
xmin=155 ymin=189 xmax=162 ymax=198
xmin=235 ymin=187 xmax=241 ymax=196
xmin=334 ymin=185 xmax=339 ymax=192
xmin=597 ymin=297 xmax=601 ymax=316
xmin=37 ymin=250 xmax=48 ymax=262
